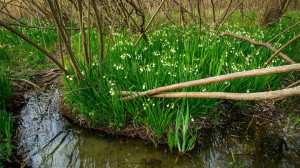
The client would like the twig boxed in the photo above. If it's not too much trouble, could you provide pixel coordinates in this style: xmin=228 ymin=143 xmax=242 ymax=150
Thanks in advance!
xmin=172 ymin=0 xmax=198 ymax=24
xmin=8 ymin=23 xmax=83 ymax=30
xmin=91 ymin=0 xmax=104 ymax=62
xmin=263 ymin=35 xmax=300 ymax=68
xmin=11 ymin=78 xmax=42 ymax=90
xmin=213 ymin=0 xmax=246 ymax=38
xmin=122 ymin=64 xmax=300 ymax=101
xmin=134 ymin=0 xmax=167 ymax=46
xmin=256 ymin=22 xmax=299 ymax=53
xmin=220 ymin=33 xmax=296 ymax=64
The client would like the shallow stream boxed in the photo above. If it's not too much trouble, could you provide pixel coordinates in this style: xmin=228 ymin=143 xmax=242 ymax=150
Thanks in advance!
xmin=17 ymin=88 xmax=300 ymax=167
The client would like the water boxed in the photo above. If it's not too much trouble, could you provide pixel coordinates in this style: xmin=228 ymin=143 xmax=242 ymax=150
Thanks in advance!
xmin=17 ymin=89 xmax=300 ymax=167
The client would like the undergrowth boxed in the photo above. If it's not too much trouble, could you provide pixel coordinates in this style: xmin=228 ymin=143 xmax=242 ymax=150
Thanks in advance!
xmin=0 ymin=72 xmax=14 ymax=166
xmin=63 ymin=14 xmax=299 ymax=153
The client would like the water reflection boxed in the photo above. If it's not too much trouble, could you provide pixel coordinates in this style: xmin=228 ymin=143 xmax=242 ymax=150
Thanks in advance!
xmin=17 ymin=89 xmax=300 ymax=167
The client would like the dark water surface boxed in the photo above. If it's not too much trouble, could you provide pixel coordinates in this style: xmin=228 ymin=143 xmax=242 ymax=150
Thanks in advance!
xmin=17 ymin=89 xmax=300 ymax=167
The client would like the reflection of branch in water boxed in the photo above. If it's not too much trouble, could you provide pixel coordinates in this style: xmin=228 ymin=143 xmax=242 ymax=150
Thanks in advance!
xmin=24 ymin=131 xmax=47 ymax=139
xmin=39 ymin=131 xmax=70 ymax=167
xmin=32 ymin=130 xmax=65 ymax=156
xmin=67 ymin=135 xmax=82 ymax=167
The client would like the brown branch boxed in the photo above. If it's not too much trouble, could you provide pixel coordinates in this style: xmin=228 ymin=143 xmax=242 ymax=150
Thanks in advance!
xmin=219 ymin=33 xmax=296 ymax=64
xmin=91 ymin=0 xmax=104 ymax=62
xmin=0 ymin=19 xmax=68 ymax=75
xmin=179 ymin=0 xmax=182 ymax=42
xmin=46 ymin=0 xmax=83 ymax=79
xmin=122 ymin=64 xmax=300 ymax=101
xmin=215 ymin=0 xmax=232 ymax=27
xmin=77 ymin=0 xmax=89 ymax=66
xmin=214 ymin=0 xmax=246 ymax=37
xmin=172 ymin=0 xmax=198 ymax=24
xmin=263 ymin=35 xmax=300 ymax=68
xmin=134 ymin=0 xmax=167 ymax=46
xmin=119 ymin=1 xmax=147 ymax=42
xmin=211 ymin=0 xmax=216 ymax=24
xmin=256 ymin=22 xmax=300 ymax=53
xmin=121 ymin=86 xmax=300 ymax=100
xmin=8 ymin=23 xmax=82 ymax=30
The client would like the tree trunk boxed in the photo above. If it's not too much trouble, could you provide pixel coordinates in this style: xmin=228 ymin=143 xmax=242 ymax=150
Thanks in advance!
xmin=261 ymin=0 xmax=289 ymax=26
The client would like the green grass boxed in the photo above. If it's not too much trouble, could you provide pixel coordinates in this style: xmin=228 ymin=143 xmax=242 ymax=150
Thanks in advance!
xmin=0 ymin=72 xmax=13 ymax=109
xmin=0 ymin=109 xmax=14 ymax=165
xmin=0 ymin=21 xmax=58 ymax=71
xmin=0 ymin=72 xmax=14 ymax=166
xmin=63 ymin=12 xmax=299 ymax=153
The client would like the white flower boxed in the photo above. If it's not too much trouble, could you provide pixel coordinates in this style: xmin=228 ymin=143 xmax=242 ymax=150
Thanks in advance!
xmin=109 ymin=88 xmax=115 ymax=95
xmin=171 ymin=48 xmax=176 ymax=53
xmin=191 ymin=118 xmax=194 ymax=122
xmin=142 ymin=84 xmax=146 ymax=90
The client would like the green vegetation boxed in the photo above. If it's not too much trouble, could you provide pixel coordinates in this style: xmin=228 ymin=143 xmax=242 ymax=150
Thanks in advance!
xmin=0 ymin=8 xmax=298 ymax=153
xmin=63 ymin=14 xmax=299 ymax=153
xmin=0 ymin=72 xmax=14 ymax=166
xmin=0 ymin=109 xmax=14 ymax=166
xmin=0 ymin=72 xmax=13 ymax=108
xmin=0 ymin=21 xmax=58 ymax=71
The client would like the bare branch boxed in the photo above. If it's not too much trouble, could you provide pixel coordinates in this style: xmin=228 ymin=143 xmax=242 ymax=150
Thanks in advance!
xmin=0 ymin=19 xmax=68 ymax=75
xmin=220 ymin=33 xmax=296 ymax=64
xmin=122 ymin=86 xmax=300 ymax=100
xmin=122 ymin=64 xmax=300 ymax=101
xmin=263 ymin=35 xmax=300 ymax=67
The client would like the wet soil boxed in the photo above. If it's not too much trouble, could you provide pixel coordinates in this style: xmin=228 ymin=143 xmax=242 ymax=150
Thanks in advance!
xmin=2 ymin=68 xmax=62 ymax=167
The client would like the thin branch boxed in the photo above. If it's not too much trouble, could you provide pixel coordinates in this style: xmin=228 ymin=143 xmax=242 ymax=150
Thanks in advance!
xmin=77 ymin=0 xmax=89 ymax=66
xmin=47 ymin=0 xmax=83 ymax=79
xmin=220 ymin=33 xmax=296 ymax=64
xmin=91 ymin=0 xmax=104 ymax=62
xmin=172 ymin=0 xmax=197 ymax=24
xmin=211 ymin=0 xmax=216 ymax=25
xmin=122 ymin=64 xmax=300 ymax=101
xmin=134 ymin=0 xmax=167 ymax=46
xmin=0 ymin=19 xmax=68 ymax=75
xmin=8 ymin=23 xmax=83 ymax=30
xmin=263 ymin=35 xmax=300 ymax=68
xmin=214 ymin=0 xmax=246 ymax=37
xmin=215 ymin=0 xmax=232 ymax=27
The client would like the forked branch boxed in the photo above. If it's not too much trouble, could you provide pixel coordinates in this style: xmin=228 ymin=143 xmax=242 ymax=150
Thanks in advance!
xmin=219 ymin=33 xmax=296 ymax=64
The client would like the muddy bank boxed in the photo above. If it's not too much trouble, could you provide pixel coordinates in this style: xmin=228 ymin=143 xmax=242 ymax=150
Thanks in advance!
xmin=60 ymin=89 xmax=295 ymax=146
xmin=2 ymin=68 xmax=62 ymax=168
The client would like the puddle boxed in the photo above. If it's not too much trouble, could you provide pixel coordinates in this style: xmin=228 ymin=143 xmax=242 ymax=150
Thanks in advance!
xmin=17 ymin=89 xmax=300 ymax=167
